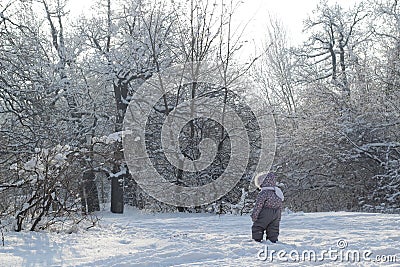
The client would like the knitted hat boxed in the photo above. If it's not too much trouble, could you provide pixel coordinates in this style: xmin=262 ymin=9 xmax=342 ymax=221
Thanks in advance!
xmin=254 ymin=172 xmax=276 ymax=189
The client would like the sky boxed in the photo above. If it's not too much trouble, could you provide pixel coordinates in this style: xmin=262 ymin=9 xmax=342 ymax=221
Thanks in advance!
xmin=66 ymin=0 xmax=361 ymax=52
xmin=237 ymin=0 xmax=362 ymax=44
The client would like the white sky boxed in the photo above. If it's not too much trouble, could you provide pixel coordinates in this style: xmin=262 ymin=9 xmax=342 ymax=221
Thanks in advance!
xmin=67 ymin=0 xmax=361 ymax=50
xmin=238 ymin=0 xmax=361 ymax=44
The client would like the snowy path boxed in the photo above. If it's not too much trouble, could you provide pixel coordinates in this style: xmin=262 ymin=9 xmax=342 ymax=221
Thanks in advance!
xmin=1 ymin=208 xmax=399 ymax=266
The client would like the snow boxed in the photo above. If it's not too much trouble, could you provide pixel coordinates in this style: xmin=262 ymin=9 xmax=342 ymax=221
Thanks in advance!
xmin=93 ymin=133 xmax=125 ymax=144
xmin=1 ymin=208 xmax=399 ymax=266
xmin=106 ymin=132 xmax=123 ymax=144
xmin=52 ymin=153 xmax=67 ymax=164
xmin=109 ymin=167 xmax=127 ymax=178
xmin=23 ymin=158 xmax=37 ymax=171
xmin=9 ymin=163 xmax=18 ymax=171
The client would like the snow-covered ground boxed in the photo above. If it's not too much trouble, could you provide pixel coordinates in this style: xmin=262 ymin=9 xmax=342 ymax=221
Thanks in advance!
xmin=1 ymin=207 xmax=399 ymax=266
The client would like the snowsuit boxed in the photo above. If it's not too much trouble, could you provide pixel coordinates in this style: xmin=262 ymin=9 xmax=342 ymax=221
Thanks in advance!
xmin=251 ymin=172 xmax=283 ymax=242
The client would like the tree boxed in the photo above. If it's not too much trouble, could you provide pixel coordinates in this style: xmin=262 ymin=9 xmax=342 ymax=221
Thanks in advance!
xmin=78 ymin=0 xmax=175 ymax=213
xmin=0 ymin=0 xmax=99 ymax=230
xmin=138 ymin=0 xmax=261 ymax=211
xmin=300 ymin=0 xmax=368 ymax=116
xmin=253 ymin=17 xmax=297 ymax=117
xmin=41 ymin=0 xmax=100 ymax=213
xmin=254 ymin=0 xmax=374 ymax=211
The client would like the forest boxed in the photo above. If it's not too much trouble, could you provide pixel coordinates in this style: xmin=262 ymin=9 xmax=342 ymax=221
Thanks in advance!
xmin=0 ymin=0 xmax=399 ymax=232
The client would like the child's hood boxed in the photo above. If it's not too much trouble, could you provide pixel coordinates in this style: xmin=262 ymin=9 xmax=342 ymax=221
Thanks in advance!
xmin=254 ymin=172 xmax=276 ymax=188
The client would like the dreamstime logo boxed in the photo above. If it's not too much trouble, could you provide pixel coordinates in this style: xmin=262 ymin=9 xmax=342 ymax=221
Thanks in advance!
xmin=122 ymin=61 xmax=276 ymax=207
xmin=257 ymin=239 xmax=398 ymax=263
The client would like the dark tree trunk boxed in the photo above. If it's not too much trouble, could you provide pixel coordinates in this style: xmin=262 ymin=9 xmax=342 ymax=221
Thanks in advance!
xmin=110 ymin=70 xmax=152 ymax=213
xmin=110 ymin=140 xmax=125 ymax=213
xmin=111 ymin=79 xmax=128 ymax=213
xmin=110 ymin=176 xmax=124 ymax=213
xmin=111 ymin=142 xmax=125 ymax=214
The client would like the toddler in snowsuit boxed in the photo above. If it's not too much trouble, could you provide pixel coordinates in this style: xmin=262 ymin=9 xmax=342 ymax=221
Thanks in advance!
xmin=251 ymin=172 xmax=284 ymax=243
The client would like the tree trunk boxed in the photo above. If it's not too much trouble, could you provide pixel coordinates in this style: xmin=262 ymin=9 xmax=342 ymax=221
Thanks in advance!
xmin=111 ymin=79 xmax=128 ymax=213
xmin=110 ymin=137 xmax=125 ymax=214
xmin=110 ymin=176 xmax=124 ymax=213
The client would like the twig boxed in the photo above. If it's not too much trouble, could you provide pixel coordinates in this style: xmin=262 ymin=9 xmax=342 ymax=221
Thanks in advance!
xmin=0 ymin=220 xmax=4 ymax=246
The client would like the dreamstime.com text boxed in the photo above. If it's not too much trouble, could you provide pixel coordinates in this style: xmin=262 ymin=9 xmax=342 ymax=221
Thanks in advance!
xmin=257 ymin=239 xmax=398 ymax=263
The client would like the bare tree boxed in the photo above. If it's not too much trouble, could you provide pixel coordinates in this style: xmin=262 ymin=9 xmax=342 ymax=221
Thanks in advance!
xmin=300 ymin=0 xmax=368 ymax=116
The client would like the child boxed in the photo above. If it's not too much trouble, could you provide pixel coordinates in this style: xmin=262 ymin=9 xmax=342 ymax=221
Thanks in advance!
xmin=251 ymin=172 xmax=284 ymax=243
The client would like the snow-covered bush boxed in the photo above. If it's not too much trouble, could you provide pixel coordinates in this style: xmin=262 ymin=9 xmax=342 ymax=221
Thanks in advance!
xmin=1 ymin=145 xmax=88 ymax=231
